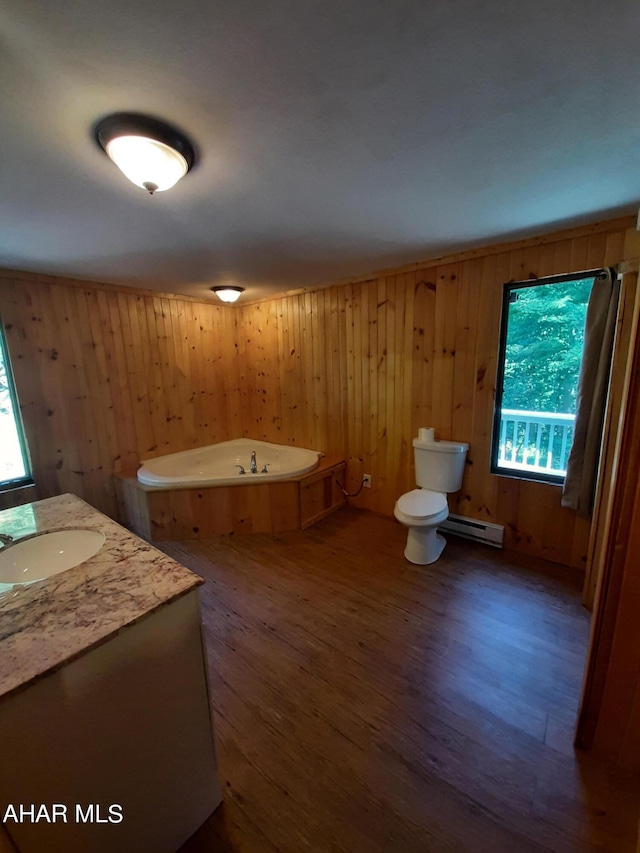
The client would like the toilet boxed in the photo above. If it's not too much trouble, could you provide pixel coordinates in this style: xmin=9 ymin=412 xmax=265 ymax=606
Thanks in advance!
xmin=394 ymin=428 xmax=469 ymax=565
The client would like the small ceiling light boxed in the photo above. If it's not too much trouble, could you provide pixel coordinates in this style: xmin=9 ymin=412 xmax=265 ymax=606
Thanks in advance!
xmin=211 ymin=286 xmax=245 ymax=303
xmin=94 ymin=112 xmax=196 ymax=194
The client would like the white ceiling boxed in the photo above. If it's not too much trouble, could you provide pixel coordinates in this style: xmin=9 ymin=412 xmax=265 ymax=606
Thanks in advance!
xmin=1 ymin=0 xmax=640 ymax=302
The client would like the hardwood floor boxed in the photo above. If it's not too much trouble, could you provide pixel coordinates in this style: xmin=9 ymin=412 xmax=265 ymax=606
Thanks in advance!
xmin=161 ymin=508 xmax=639 ymax=852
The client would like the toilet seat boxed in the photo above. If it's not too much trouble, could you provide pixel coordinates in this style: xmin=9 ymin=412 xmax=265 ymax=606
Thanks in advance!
xmin=396 ymin=488 xmax=447 ymax=520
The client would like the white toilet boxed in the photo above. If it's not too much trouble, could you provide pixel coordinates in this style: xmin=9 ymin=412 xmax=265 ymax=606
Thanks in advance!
xmin=394 ymin=428 xmax=469 ymax=565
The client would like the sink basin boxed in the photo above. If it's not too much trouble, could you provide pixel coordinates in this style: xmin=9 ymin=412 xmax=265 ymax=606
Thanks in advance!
xmin=0 ymin=529 xmax=106 ymax=589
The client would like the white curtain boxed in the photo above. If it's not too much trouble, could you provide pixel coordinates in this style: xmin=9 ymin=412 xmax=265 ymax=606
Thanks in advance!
xmin=562 ymin=269 xmax=620 ymax=515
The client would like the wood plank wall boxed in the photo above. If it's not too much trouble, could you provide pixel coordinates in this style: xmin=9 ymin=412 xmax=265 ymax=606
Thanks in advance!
xmin=0 ymin=216 xmax=636 ymax=567
xmin=237 ymin=218 xmax=636 ymax=568
xmin=0 ymin=273 xmax=239 ymax=518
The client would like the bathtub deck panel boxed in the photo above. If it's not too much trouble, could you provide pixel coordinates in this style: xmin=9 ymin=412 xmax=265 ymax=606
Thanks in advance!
xmin=115 ymin=457 xmax=346 ymax=541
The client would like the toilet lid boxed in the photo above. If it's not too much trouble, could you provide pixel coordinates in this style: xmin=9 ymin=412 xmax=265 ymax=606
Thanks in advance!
xmin=397 ymin=489 xmax=447 ymax=519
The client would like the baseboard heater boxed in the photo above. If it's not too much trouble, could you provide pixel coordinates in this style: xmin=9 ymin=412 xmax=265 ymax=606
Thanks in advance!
xmin=438 ymin=514 xmax=504 ymax=548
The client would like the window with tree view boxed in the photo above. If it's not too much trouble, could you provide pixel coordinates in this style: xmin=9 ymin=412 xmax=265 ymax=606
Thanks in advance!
xmin=0 ymin=322 xmax=32 ymax=489
xmin=491 ymin=272 xmax=596 ymax=483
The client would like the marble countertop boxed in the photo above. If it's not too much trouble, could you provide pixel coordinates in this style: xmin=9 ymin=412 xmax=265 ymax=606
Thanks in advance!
xmin=0 ymin=493 xmax=203 ymax=702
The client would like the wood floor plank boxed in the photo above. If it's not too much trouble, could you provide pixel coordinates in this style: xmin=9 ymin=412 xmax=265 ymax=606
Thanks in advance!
xmin=165 ymin=509 xmax=639 ymax=853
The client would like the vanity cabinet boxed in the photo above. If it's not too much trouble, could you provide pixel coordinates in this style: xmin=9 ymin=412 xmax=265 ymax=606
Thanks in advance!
xmin=0 ymin=590 xmax=220 ymax=853
xmin=0 ymin=494 xmax=221 ymax=853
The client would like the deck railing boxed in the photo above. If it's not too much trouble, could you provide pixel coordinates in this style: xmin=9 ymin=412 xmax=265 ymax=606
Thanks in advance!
xmin=497 ymin=409 xmax=576 ymax=476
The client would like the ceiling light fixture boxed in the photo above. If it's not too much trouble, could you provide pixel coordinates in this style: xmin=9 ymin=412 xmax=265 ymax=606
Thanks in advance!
xmin=94 ymin=112 xmax=196 ymax=195
xmin=210 ymin=286 xmax=245 ymax=303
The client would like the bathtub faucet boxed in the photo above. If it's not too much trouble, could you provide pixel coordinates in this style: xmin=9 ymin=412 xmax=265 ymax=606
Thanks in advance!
xmin=250 ymin=450 xmax=257 ymax=474
xmin=0 ymin=532 xmax=14 ymax=547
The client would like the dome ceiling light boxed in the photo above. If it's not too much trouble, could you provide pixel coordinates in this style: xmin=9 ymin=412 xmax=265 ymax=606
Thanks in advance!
xmin=210 ymin=286 xmax=245 ymax=303
xmin=94 ymin=113 xmax=196 ymax=195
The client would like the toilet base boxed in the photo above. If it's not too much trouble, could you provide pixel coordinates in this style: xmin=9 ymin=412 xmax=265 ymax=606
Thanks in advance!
xmin=404 ymin=528 xmax=446 ymax=565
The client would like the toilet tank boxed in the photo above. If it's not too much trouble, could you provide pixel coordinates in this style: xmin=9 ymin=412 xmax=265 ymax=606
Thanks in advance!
xmin=413 ymin=428 xmax=469 ymax=492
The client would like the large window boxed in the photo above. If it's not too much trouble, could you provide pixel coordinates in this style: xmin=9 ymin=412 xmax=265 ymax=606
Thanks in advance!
xmin=491 ymin=271 xmax=597 ymax=483
xmin=0 ymin=321 xmax=32 ymax=489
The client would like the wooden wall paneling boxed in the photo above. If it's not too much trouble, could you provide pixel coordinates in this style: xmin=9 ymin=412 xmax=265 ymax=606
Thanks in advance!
xmin=224 ymin=304 xmax=239 ymax=439
xmin=302 ymin=291 xmax=315 ymax=447
xmin=343 ymin=284 xmax=357 ymax=491
xmin=332 ymin=285 xmax=346 ymax=455
xmin=552 ymin=239 xmax=574 ymax=279
xmin=389 ymin=274 xmax=403 ymax=510
xmin=241 ymin=301 xmax=255 ymax=436
xmin=268 ymin=297 xmax=283 ymax=441
xmin=310 ymin=289 xmax=325 ymax=450
xmin=169 ymin=298 xmax=193 ymax=442
xmin=585 ymin=231 xmax=608 ymax=269
xmin=50 ymin=284 xmax=91 ymax=500
xmin=375 ymin=276 xmax=388 ymax=514
xmin=322 ymin=290 xmax=334 ymax=452
xmin=183 ymin=301 xmax=202 ymax=445
xmin=73 ymin=287 xmax=117 ymax=515
xmin=157 ymin=296 xmax=182 ymax=451
xmin=367 ymin=281 xmax=379 ymax=509
xmin=165 ymin=295 xmax=185 ymax=445
xmin=397 ymin=272 xmax=416 ymax=502
xmin=10 ymin=287 xmax=48 ymax=497
xmin=431 ymin=264 xmax=454 ymax=440
xmin=336 ymin=284 xmax=349 ymax=460
xmin=503 ymin=246 xmax=539 ymax=557
xmin=195 ymin=301 xmax=213 ymax=439
xmin=376 ymin=276 xmax=394 ymax=513
xmin=96 ymin=289 xmax=138 ymax=475
xmin=118 ymin=292 xmax=153 ymax=460
xmin=299 ymin=292 xmax=313 ymax=449
xmin=277 ymin=297 xmax=291 ymax=445
xmin=129 ymin=296 xmax=159 ymax=461
xmin=288 ymin=294 xmax=301 ymax=444
xmin=355 ymin=282 xmax=369 ymax=498
xmin=255 ymin=300 xmax=272 ymax=441
xmin=311 ymin=289 xmax=326 ymax=451
xmin=235 ymin=304 xmax=247 ymax=435
xmin=291 ymin=294 xmax=306 ymax=447
xmin=483 ymin=252 xmax=511 ymax=524
xmin=410 ymin=276 xmax=431 ymax=454
xmin=450 ymin=260 xmax=479 ymax=517
xmin=7 ymin=285 xmax=60 ymax=498
xmin=128 ymin=295 xmax=153 ymax=456
xmin=225 ymin=305 xmax=242 ymax=439
xmin=154 ymin=296 xmax=174 ymax=449
xmin=569 ymin=235 xmax=590 ymax=273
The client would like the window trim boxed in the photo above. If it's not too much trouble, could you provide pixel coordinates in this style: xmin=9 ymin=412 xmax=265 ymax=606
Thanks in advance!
xmin=0 ymin=319 xmax=34 ymax=491
xmin=490 ymin=269 xmax=604 ymax=485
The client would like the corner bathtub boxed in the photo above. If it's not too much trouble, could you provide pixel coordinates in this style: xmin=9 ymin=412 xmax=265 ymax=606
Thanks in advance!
xmin=137 ymin=438 xmax=321 ymax=488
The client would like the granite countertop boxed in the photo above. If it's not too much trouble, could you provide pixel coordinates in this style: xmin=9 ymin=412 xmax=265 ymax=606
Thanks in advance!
xmin=0 ymin=493 xmax=203 ymax=702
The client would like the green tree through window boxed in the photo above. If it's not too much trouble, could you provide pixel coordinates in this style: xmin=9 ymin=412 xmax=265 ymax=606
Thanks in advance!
xmin=502 ymin=278 xmax=592 ymax=414
xmin=491 ymin=273 xmax=595 ymax=482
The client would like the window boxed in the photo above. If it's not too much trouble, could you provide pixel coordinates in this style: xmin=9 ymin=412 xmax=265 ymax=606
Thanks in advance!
xmin=491 ymin=271 xmax=598 ymax=484
xmin=0 ymin=320 xmax=32 ymax=489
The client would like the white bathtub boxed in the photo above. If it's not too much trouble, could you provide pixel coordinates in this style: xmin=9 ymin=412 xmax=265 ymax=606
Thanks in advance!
xmin=137 ymin=438 xmax=322 ymax=488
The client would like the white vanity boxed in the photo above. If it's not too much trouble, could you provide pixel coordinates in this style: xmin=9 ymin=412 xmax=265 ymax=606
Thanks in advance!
xmin=0 ymin=494 xmax=221 ymax=853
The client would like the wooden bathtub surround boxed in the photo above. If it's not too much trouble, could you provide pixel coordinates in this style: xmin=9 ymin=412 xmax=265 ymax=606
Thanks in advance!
xmin=1 ymin=215 xmax=639 ymax=568
xmin=115 ymin=455 xmax=346 ymax=541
